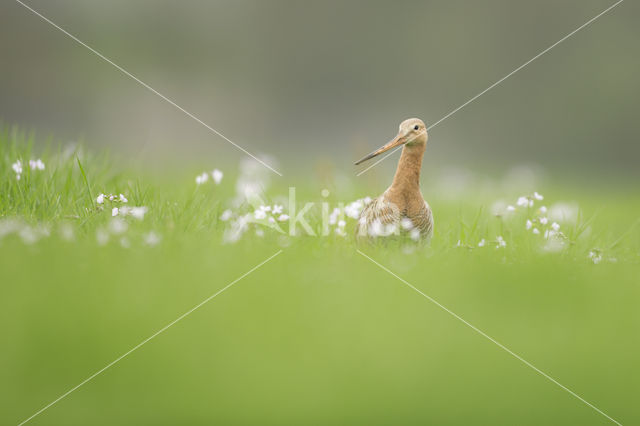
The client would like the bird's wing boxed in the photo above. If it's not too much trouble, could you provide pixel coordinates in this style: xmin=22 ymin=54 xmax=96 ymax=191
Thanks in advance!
xmin=407 ymin=201 xmax=434 ymax=239
xmin=357 ymin=196 xmax=401 ymax=237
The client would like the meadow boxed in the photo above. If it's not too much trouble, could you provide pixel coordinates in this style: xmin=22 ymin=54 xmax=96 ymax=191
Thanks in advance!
xmin=1 ymin=128 xmax=639 ymax=425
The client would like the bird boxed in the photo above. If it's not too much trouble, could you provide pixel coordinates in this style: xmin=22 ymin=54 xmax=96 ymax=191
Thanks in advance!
xmin=354 ymin=118 xmax=433 ymax=240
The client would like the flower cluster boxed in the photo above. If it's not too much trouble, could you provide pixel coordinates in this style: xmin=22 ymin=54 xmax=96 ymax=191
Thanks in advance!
xmin=499 ymin=192 xmax=569 ymax=252
xmin=11 ymin=160 xmax=22 ymax=179
xmin=96 ymin=192 xmax=147 ymax=220
xmin=97 ymin=193 xmax=128 ymax=204
xmin=251 ymin=204 xmax=287 ymax=222
xmin=588 ymin=249 xmax=603 ymax=265
xmin=524 ymin=207 xmax=559 ymax=237
xmin=112 ymin=206 xmax=148 ymax=220
xmin=468 ymin=192 xmax=567 ymax=250
xmin=0 ymin=218 xmax=50 ymax=244
xmin=222 ymin=203 xmax=289 ymax=243
xmin=29 ymin=159 xmax=45 ymax=171
xmin=195 ymin=169 xmax=223 ymax=185
xmin=327 ymin=197 xmax=372 ymax=237
xmin=344 ymin=197 xmax=371 ymax=219
xmin=95 ymin=217 xmax=159 ymax=248
xmin=465 ymin=236 xmax=506 ymax=249
xmin=508 ymin=191 xmax=544 ymax=211
xmin=233 ymin=156 xmax=279 ymax=207
xmin=11 ymin=158 xmax=46 ymax=180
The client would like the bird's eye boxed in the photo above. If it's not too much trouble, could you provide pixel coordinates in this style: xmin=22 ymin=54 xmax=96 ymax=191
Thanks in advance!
xmin=414 ymin=125 xmax=419 ymax=130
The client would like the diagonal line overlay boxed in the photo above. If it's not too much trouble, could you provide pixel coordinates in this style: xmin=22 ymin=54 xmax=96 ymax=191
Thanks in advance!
xmin=18 ymin=250 xmax=283 ymax=426
xmin=357 ymin=249 xmax=622 ymax=425
xmin=15 ymin=0 xmax=282 ymax=176
xmin=356 ymin=0 xmax=624 ymax=176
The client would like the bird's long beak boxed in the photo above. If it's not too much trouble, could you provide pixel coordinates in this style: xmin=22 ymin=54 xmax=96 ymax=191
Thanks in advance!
xmin=354 ymin=133 xmax=407 ymax=165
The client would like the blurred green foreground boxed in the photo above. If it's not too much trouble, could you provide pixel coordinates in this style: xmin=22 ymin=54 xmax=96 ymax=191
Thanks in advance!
xmin=1 ymin=132 xmax=639 ymax=425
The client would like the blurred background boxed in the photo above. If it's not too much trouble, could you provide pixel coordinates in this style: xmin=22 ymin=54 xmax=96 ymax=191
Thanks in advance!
xmin=1 ymin=0 xmax=638 ymax=176
xmin=2 ymin=2 xmax=640 ymax=424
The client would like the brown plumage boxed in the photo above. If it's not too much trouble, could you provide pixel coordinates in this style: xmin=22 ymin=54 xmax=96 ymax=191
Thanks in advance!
xmin=355 ymin=118 xmax=433 ymax=240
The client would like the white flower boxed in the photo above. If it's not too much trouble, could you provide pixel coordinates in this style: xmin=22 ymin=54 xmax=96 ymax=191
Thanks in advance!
xmin=549 ymin=203 xmax=578 ymax=223
xmin=491 ymin=201 xmax=508 ymax=216
xmin=260 ymin=205 xmax=271 ymax=212
xmin=539 ymin=206 xmax=547 ymax=214
xmin=401 ymin=218 xmax=414 ymax=230
xmin=272 ymin=204 xmax=283 ymax=215
xmin=543 ymin=238 xmax=565 ymax=252
xmin=268 ymin=216 xmax=276 ymax=224
xmin=255 ymin=229 xmax=264 ymax=237
xmin=516 ymin=196 xmax=529 ymax=207
xmin=144 ymin=231 xmax=161 ymax=246
xmin=195 ymin=172 xmax=209 ymax=185
xmin=29 ymin=159 xmax=45 ymax=170
xmin=539 ymin=217 xmax=548 ymax=225
xmin=478 ymin=239 xmax=486 ymax=247
xmin=109 ymin=194 xmax=115 ymax=201
xmin=525 ymin=220 xmax=532 ymax=230
xmin=130 ymin=207 xmax=148 ymax=220
xmin=384 ymin=223 xmax=397 ymax=235
xmin=551 ymin=222 xmax=560 ymax=231
xmin=119 ymin=194 xmax=128 ymax=203
xmin=112 ymin=207 xmax=119 ymax=216
xmin=335 ymin=227 xmax=347 ymax=237
xmin=369 ymin=220 xmax=383 ymax=237
xmin=506 ymin=205 xmax=516 ymax=212
xmin=254 ymin=209 xmax=267 ymax=220
xmin=220 ymin=209 xmax=233 ymax=221
xmin=211 ymin=169 xmax=223 ymax=184
xmin=410 ymin=229 xmax=421 ymax=241
xmin=588 ymin=251 xmax=602 ymax=264
xmin=109 ymin=218 xmax=128 ymax=234
xmin=345 ymin=200 xmax=364 ymax=219
xmin=12 ymin=160 xmax=23 ymax=175
xmin=337 ymin=220 xmax=346 ymax=228
xmin=223 ymin=215 xmax=250 ymax=244
xmin=532 ymin=228 xmax=540 ymax=235
xmin=96 ymin=193 xmax=105 ymax=204
xmin=278 ymin=214 xmax=289 ymax=222
xmin=496 ymin=236 xmax=506 ymax=248
xmin=533 ymin=192 xmax=544 ymax=201
xmin=543 ymin=227 xmax=561 ymax=241
xmin=363 ymin=196 xmax=372 ymax=205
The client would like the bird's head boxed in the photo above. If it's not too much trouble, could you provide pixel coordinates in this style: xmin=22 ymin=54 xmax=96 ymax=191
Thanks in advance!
xmin=354 ymin=118 xmax=428 ymax=165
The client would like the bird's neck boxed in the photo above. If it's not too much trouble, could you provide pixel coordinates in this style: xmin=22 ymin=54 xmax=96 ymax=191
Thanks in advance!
xmin=389 ymin=144 xmax=425 ymax=195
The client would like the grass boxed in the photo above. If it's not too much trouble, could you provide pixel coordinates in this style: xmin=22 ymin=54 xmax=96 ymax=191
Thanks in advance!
xmin=1 ymin=128 xmax=639 ymax=425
